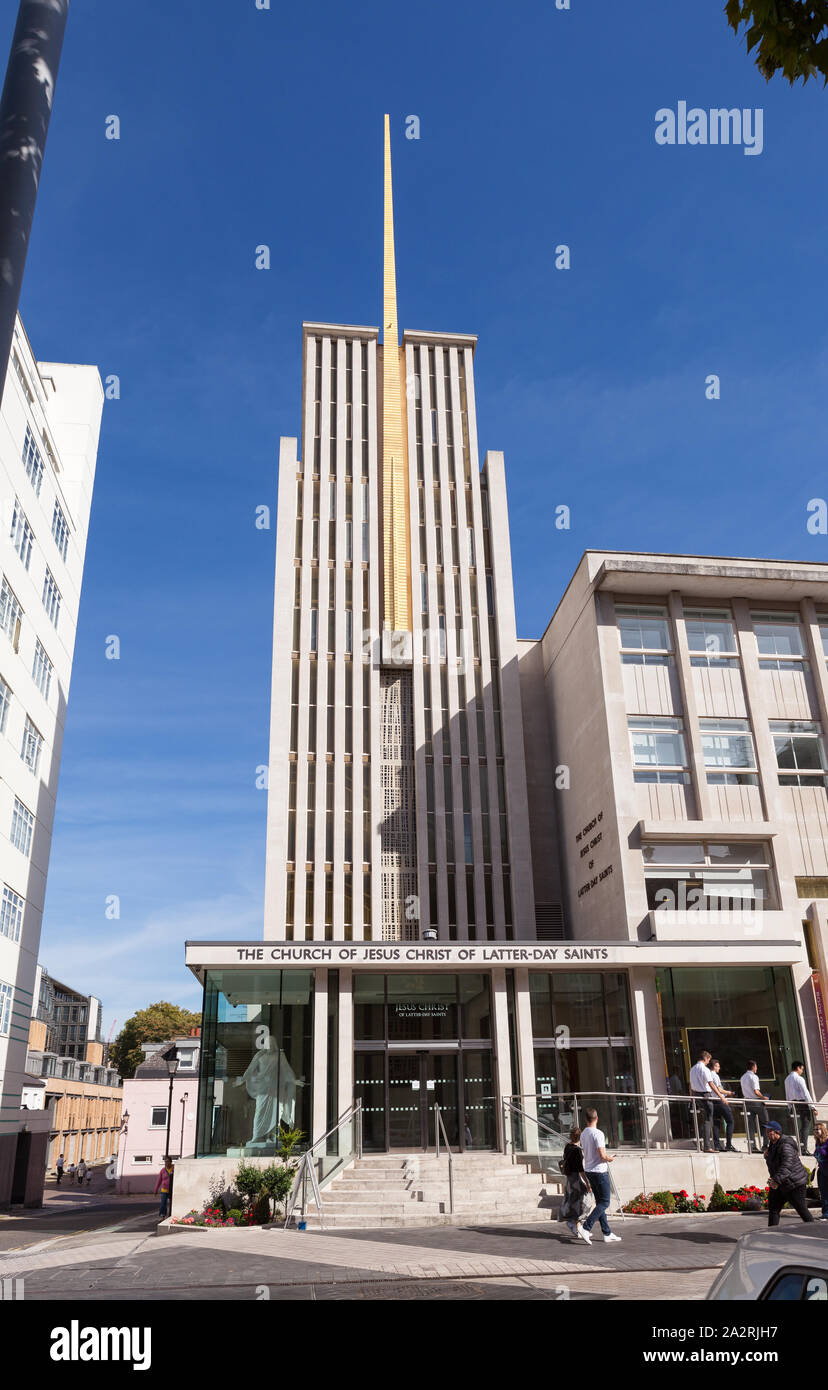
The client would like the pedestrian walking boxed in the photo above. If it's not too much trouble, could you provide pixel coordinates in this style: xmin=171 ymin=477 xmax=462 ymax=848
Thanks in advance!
xmin=579 ymin=1108 xmax=621 ymax=1244
xmin=740 ymin=1061 xmax=769 ymax=1153
xmin=763 ymin=1121 xmax=814 ymax=1227
xmin=67 ymin=1162 xmax=76 ymax=1183
xmin=710 ymin=1060 xmax=738 ymax=1151
xmin=154 ymin=1158 xmax=174 ymax=1219
xmin=689 ymin=1049 xmax=718 ymax=1153
xmin=85 ymin=1165 xmax=93 ymax=1186
xmin=55 ymin=1153 xmax=64 ymax=1184
xmin=558 ymin=1126 xmax=591 ymax=1242
xmin=784 ymin=1063 xmax=815 ymax=1154
xmin=814 ymin=1122 xmax=828 ymax=1221
xmin=76 ymin=1159 xmax=87 ymax=1185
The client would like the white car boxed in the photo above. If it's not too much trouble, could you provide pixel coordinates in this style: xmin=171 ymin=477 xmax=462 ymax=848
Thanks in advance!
xmin=708 ymin=1226 xmax=828 ymax=1301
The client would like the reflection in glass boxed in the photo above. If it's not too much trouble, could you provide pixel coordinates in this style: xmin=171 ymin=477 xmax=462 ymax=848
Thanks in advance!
xmin=197 ymin=970 xmax=313 ymax=1158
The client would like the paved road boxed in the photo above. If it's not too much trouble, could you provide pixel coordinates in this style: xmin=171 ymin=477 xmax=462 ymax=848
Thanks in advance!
xmin=0 ymin=1201 xmax=775 ymax=1300
xmin=0 ymin=1180 xmax=158 ymax=1254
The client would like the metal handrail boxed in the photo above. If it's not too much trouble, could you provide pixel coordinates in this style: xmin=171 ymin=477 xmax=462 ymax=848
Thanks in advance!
xmin=503 ymin=1097 xmax=566 ymax=1141
xmin=284 ymin=1099 xmax=363 ymax=1229
xmin=304 ymin=1099 xmax=364 ymax=1164
xmin=433 ymin=1102 xmax=454 ymax=1214
xmin=506 ymin=1090 xmax=826 ymax=1155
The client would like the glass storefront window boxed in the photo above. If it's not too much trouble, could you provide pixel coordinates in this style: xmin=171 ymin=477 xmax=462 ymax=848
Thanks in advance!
xmin=387 ymin=974 xmax=458 ymax=1041
xmin=354 ymin=974 xmax=385 ymax=1040
xmin=657 ymin=967 xmax=804 ymax=1100
xmin=458 ymin=973 xmax=492 ymax=1039
xmin=354 ymin=974 xmax=492 ymax=1041
xmin=529 ymin=971 xmax=632 ymax=1039
xmin=197 ymin=969 xmax=313 ymax=1158
xmin=533 ymin=1044 xmax=641 ymax=1147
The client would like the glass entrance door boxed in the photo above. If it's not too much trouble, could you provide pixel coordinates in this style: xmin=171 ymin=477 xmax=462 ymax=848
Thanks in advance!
xmin=387 ymin=1053 xmax=426 ymax=1149
xmin=387 ymin=1052 xmax=462 ymax=1150
xmin=356 ymin=1048 xmax=495 ymax=1151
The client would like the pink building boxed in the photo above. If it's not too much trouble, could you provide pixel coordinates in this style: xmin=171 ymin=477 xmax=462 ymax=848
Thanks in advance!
xmin=115 ymin=1036 xmax=200 ymax=1195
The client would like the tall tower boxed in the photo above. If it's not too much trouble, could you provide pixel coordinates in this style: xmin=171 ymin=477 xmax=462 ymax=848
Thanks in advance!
xmin=263 ymin=120 xmax=535 ymax=944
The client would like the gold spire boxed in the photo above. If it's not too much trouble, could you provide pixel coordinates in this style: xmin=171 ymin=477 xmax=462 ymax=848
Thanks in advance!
xmin=381 ymin=114 xmax=412 ymax=633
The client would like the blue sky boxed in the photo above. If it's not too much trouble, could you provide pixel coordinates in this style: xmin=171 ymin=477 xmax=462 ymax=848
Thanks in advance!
xmin=3 ymin=0 xmax=828 ymax=1036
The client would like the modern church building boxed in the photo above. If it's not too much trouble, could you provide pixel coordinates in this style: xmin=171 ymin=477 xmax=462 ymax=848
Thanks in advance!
xmin=181 ymin=121 xmax=828 ymax=1210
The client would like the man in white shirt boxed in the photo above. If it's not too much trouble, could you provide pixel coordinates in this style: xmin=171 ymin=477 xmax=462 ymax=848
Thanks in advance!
xmin=785 ymin=1062 xmax=815 ymax=1154
xmin=579 ymin=1108 xmax=621 ymax=1245
xmin=689 ymin=1050 xmax=724 ymax=1153
xmin=740 ymin=1061 xmax=769 ymax=1153
xmin=710 ymin=1060 xmax=738 ymax=1152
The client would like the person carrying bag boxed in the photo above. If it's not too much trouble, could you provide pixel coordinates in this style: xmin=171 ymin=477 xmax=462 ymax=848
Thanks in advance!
xmin=557 ymin=1126 xmax=592 ymax=1242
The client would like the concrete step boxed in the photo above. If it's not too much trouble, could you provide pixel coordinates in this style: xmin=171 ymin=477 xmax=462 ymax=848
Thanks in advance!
xmin=319 ymin=1196 xmax=549 ymax=1216
xmin=299 ymin=1210 xmax=554 ymax=1230
xmin=337 ymin=1172 xmax=542 ymax=1191
xmin=333 ymin=1182 xmax=547 ymax=1201
xmin=350 ymin=1160 xmax=533 ymax=1176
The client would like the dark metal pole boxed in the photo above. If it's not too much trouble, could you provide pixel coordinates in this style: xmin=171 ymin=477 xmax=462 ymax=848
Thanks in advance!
xmin=0 ymin=1 xmax=70 ymax=411
xmin=164 ymin=1073 xmax=173 ymax=1160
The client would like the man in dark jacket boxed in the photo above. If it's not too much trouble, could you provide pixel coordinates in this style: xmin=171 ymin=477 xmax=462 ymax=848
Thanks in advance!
xmin=764 ymin=1121 xmax=815 ymax=1227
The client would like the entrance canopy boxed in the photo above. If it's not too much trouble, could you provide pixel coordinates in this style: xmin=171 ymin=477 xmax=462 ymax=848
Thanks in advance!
xmin=185 ymin=937 xmax=804 ymax=984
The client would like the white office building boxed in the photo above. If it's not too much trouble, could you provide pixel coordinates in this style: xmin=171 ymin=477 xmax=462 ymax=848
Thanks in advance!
xmin=0 ymin=318 xmax=102 ymax=1206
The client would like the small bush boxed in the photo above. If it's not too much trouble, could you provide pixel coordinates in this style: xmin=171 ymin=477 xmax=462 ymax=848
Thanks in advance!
xmin=707 ymin=1181 xmax=732 ymax=1211
xmin=674 ymin=1189 xmax=706 ymax=1213
xmin=622 ymin=1192 xmax=669 ymax=1215
xmin=650 ymin=1189 xmax=676 ymax=1213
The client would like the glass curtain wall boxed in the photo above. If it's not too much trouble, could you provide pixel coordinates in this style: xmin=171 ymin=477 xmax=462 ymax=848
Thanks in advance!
xmin=197 ymin=970 xmax=314 ymax=1157
xmin=529 ymin=971 xmax=639 ymax=1146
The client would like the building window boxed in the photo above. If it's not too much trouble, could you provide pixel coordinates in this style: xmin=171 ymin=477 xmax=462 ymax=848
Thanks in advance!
xmin=10 ymin=797 xmax=34 ymax=856
xmin=132 ymin=1155 xmax=153 ymax=1165
xmin=642 ymin=841 xmax=774 ymax=912
xmin=628 ymin=716 xmax=688 ymax=783
xmin=51 ymin=501 xmax=69 ymax=561
xmin=42 ymin=569 xmax=61 ymax=629
xmin=0 ymin=577 xmax=22 ymax=650
xmin=617 ymin=605 xmax=672 ymax=666
xmin=32 ymin=639 xmax=53 ymax=700
xmin=22 ymin=426 xmax=44 ymax=496
xmin=699 ymin=718 xmax=757 ymax=785
xmin=772 ymin=720 xmax=828 ymax=786
xmin=150 ymin=1107 xmax=168 ymax=1128
xmin=0 ymin=981 xmax=12 ymax=1035
xmin=21 ymin=716 xmax=43 ymax=775
xmin=0 ymin=885 xmax=23 ymax=944
xmin=10 ymin=498 xmax=34 ymax=570
xmin=0 ymin=675 xmax=10 ymax=734
xmin=685 ymin=608 xmax=739 ymax=667
xmin=753 ymin=613 xmax=804 ymax=663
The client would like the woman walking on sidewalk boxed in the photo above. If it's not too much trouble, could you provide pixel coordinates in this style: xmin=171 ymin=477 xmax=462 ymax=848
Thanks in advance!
xmin=558 ymin=1126 xmax=590 ymax=1242
xmin=814 ymin=1122 xmax=828 ymax=1221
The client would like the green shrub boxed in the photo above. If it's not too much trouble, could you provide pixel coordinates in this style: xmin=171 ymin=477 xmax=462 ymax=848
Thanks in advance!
xmin=650 ymin=1189 xmax=676 ymax=1213
xmin=234 ymin=1162 xmax=265 ymax=1209
xmin=707 ymin=1181 xmax=734 ymax=1211
xmin=260 ymin=1162 xmax=297 ymax=1214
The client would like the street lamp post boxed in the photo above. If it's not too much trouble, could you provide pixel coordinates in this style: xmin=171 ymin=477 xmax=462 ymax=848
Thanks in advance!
xmin=164 ymin=1052 xmax=179 ymax=1160
xmin=0 ymin=1 xmax=70 ymax=411
xmin=179 ymin=1091 xmax=188 ymax=1159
